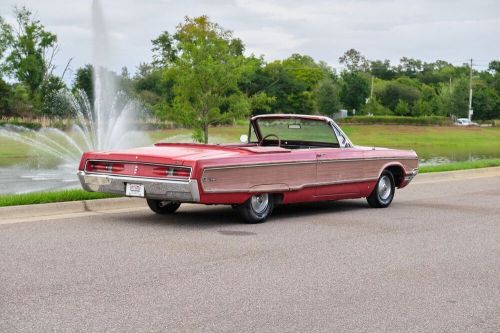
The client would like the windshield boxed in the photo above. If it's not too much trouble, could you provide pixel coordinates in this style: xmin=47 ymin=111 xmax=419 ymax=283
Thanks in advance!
xmin=255 ymin=118 xmax=338 ymax=144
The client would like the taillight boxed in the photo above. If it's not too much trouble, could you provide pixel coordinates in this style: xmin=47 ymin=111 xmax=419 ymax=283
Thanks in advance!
xmin=173 ymin=168 xmax=190 ymax=178
xmin=151 ymin=166 xmax=190 ymax=178
xmin=87 ymin=161 xmax=111 ymax=172
xmin=87 ymin=161 xmax=124 ymax=173
xmin=112 ymin=163 xmax=125 ymax=172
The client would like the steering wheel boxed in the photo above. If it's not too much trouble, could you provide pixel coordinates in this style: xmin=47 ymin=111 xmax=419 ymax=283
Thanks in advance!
xmin=259 ymin=134 xmax=281 ymax=147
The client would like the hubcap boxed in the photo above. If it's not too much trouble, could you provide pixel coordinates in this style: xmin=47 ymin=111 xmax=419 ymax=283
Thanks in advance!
xmin=377 ymin=176 xmax=392 ymax=200
xmin=251 ymin=194 xmax=269 ymax=214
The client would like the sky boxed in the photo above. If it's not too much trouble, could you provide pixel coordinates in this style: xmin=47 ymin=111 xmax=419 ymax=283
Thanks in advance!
xmin=1 ymin=0 xmax=499 ymax=83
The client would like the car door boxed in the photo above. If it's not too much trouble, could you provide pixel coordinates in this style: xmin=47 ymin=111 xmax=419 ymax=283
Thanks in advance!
xmin=314 ymin=147 xmax=363 ymax=198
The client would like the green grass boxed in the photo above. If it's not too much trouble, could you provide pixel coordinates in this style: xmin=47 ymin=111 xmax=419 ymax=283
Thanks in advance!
xmin=419 ymin=158 xmax=500 ymax=173
xmin=0 ymin=189 xmax=118 ymax=207
xmin=342 ymin=125 xmax=500 ymax=161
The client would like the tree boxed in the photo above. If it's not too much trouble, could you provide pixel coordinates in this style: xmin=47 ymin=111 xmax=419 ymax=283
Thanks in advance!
xmin=151 ymin=31 xmax=177 ymax=68
xmin=339 ymin=49 xmax=369 ymax=72
xmin=488 ymin=60 xmax=500 ymax=74
xmin=472 ymin=84 xmax=500 ymax=120
xmin=394 ymin=99 xmax=410 ymax=116
xmin=397 ymin=57 xmax=423 ymax=77
xmin=378 ymin=80 xmax=421 ymax=111
xmin=314 ymin=79 xmax=340 ymax=115
xmin=0 ymin=6 xmax=59 ymax=96
xmin=370 ymin=59 xmax=396 ymax=80
xmin=72 ymin=64 xmax=94 ymax=102
xmin=161 ymin=16 xmax=254 ymax=143
xmin=361 ymin=97 xmax=391 ymax=115
xmin=340 ymin=72 xmax=369 ymax=112
xmin=0 ymin=78 xmax=13 ymax=116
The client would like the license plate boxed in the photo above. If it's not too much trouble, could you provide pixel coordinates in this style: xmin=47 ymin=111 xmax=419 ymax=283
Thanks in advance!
xmin=126 ymin=183 xmax=144 ymax=197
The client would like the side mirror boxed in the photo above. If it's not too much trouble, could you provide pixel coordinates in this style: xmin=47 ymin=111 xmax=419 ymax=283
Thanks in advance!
xmin=240 ymin=134 xmax=248 ymax=143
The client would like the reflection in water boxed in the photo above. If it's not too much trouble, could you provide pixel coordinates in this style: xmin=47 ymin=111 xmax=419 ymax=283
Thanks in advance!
xmin=0 ymin=166 xmax=79 ymax=195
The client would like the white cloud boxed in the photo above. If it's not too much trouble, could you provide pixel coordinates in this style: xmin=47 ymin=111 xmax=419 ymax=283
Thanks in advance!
xmin=236 ymin=27 xmax=308 ymax=59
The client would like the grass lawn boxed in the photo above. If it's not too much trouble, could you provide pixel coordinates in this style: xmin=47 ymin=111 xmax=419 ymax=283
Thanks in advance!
xmin=0 ymin=189 xmax=117 ymax=207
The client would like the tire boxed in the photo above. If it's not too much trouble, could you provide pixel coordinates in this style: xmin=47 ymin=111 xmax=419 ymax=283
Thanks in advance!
xmin=146 ymin=199 xmax=181 ymax=214
xmin=367 ymin=170 xmax=395 ymax=208
xmin=237 ymin=193 xmax=274 ymax=223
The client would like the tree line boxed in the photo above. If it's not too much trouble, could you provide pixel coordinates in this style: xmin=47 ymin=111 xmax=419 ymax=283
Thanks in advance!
xmin=1 ymin=7 xmax=500 ymax=142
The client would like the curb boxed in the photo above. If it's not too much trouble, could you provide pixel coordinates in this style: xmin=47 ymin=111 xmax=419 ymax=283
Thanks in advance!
xmin=413 ymin=166 xmax=500 ymax=184
xmin=1 ymin=166 xmax=499 ymax=221
xmin=0 ymin=197 xmax=145 ymax=220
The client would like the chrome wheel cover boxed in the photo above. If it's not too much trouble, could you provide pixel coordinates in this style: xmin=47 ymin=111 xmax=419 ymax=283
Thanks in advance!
xmin=251 ymin=194 xmax=269 ymax=214
xmin=377 ymin=175 xmax=392 ymax=200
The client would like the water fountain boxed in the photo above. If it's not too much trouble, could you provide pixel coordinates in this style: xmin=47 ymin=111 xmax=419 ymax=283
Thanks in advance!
xmin=0 ymin=0 xmax=147 ymax=194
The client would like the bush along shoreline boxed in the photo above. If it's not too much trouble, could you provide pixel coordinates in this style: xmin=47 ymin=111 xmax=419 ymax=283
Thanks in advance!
xmin=337 ymin=116 xmax=453 ymax=126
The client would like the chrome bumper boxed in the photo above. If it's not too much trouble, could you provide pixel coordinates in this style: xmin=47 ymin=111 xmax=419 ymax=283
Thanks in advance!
xmin=77 ymin=171 xmax=200 ymax=202
xmin=404 ymin=168 xmax=419 ymax=183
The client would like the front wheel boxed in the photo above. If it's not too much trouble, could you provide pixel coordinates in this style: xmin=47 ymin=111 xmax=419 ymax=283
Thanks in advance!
xmin=367 ymin=171 xmax=395 ymax=208
xmin=237 ymin=193 xmax=274 ymax=223
xmin=146 ymin=199 xmax=181 ymax=214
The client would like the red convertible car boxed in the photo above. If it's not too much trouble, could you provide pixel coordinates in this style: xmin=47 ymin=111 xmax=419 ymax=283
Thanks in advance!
xmin=78 ymin=114 xmax=418 ymax=223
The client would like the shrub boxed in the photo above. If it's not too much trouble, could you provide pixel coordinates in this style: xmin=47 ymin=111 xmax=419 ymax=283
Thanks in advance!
xmin=0 ymin=119 xmax=42 ymax=130
xmin=337 ymin=115 xmax=452 ymax=126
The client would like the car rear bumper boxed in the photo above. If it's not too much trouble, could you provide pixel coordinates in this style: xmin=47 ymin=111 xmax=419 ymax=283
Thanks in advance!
xmin=77 ymin=171 xmax=200 ymax=202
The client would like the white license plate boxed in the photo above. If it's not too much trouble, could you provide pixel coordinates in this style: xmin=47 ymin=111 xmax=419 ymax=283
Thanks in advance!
xmin=126 ymin=183 xmax=144 ymax=197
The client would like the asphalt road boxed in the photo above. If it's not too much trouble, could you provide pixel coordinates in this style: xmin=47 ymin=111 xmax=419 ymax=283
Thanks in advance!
xmin=1 ymin=171 xmax=499 ymax=332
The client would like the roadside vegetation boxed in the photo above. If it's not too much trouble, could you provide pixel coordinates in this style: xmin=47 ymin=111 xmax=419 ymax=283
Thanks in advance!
xmin=0 ymin=189 xmax=117 ymax=207
xmin=419 ymin=159 xmax=500 ymax=173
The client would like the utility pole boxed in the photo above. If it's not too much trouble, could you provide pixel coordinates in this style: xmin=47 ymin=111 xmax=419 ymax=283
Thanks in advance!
xmin=468 ymin=58 xmax=473 ymax=120
xmin=370 ymin=76 xmax=374 ymax=100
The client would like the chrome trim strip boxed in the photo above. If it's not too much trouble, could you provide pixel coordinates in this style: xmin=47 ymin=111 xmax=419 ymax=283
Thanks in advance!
xmin=202 ymin=178 xmax=378 ymax=194
xmin=203 ymin=156 xmax=417 ymax=171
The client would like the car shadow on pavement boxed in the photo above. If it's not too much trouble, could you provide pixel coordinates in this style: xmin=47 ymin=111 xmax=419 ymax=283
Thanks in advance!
xmin=116 ymin=199 xmax=368 ymax=229
xmin=273 ymin=199 xmax=367 ymax=220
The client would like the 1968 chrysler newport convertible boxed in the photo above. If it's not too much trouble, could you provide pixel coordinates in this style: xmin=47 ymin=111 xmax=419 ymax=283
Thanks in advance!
xmin=78 ymin=114 xmax=418 ymax=223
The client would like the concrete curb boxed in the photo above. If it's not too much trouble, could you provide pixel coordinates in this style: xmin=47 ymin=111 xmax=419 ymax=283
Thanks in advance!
xmin=1 ymin=166 xmax=499 ymax=220
xmin=0 ymin=197 xmax=145 ymax=220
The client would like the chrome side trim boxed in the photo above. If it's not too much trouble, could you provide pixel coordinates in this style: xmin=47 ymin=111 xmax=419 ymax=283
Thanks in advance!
xmin=203 ymin=178 xmax=378 ymax=194
xmin=77 ymin=171 xmax=200 ymax=202
xmin=203 ymin=156 xmax=417 ymax=171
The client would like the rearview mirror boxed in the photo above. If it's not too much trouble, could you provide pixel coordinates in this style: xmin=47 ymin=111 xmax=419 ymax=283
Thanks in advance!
xmin=240 ymin=134 xmax=248 ymax=143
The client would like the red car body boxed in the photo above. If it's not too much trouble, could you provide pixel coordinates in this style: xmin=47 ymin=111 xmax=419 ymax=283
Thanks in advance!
xmin=78 ymin=114 xmax=418 ymax=222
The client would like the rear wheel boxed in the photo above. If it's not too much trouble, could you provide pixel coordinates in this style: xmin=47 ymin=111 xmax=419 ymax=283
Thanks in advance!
xmin=367 ymin=171 xmax=395 ymax=208
xmin=237 ymin=193 xmax=274 ymax=223
xmin=146 ymin=199 xmax=181 ymax=214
